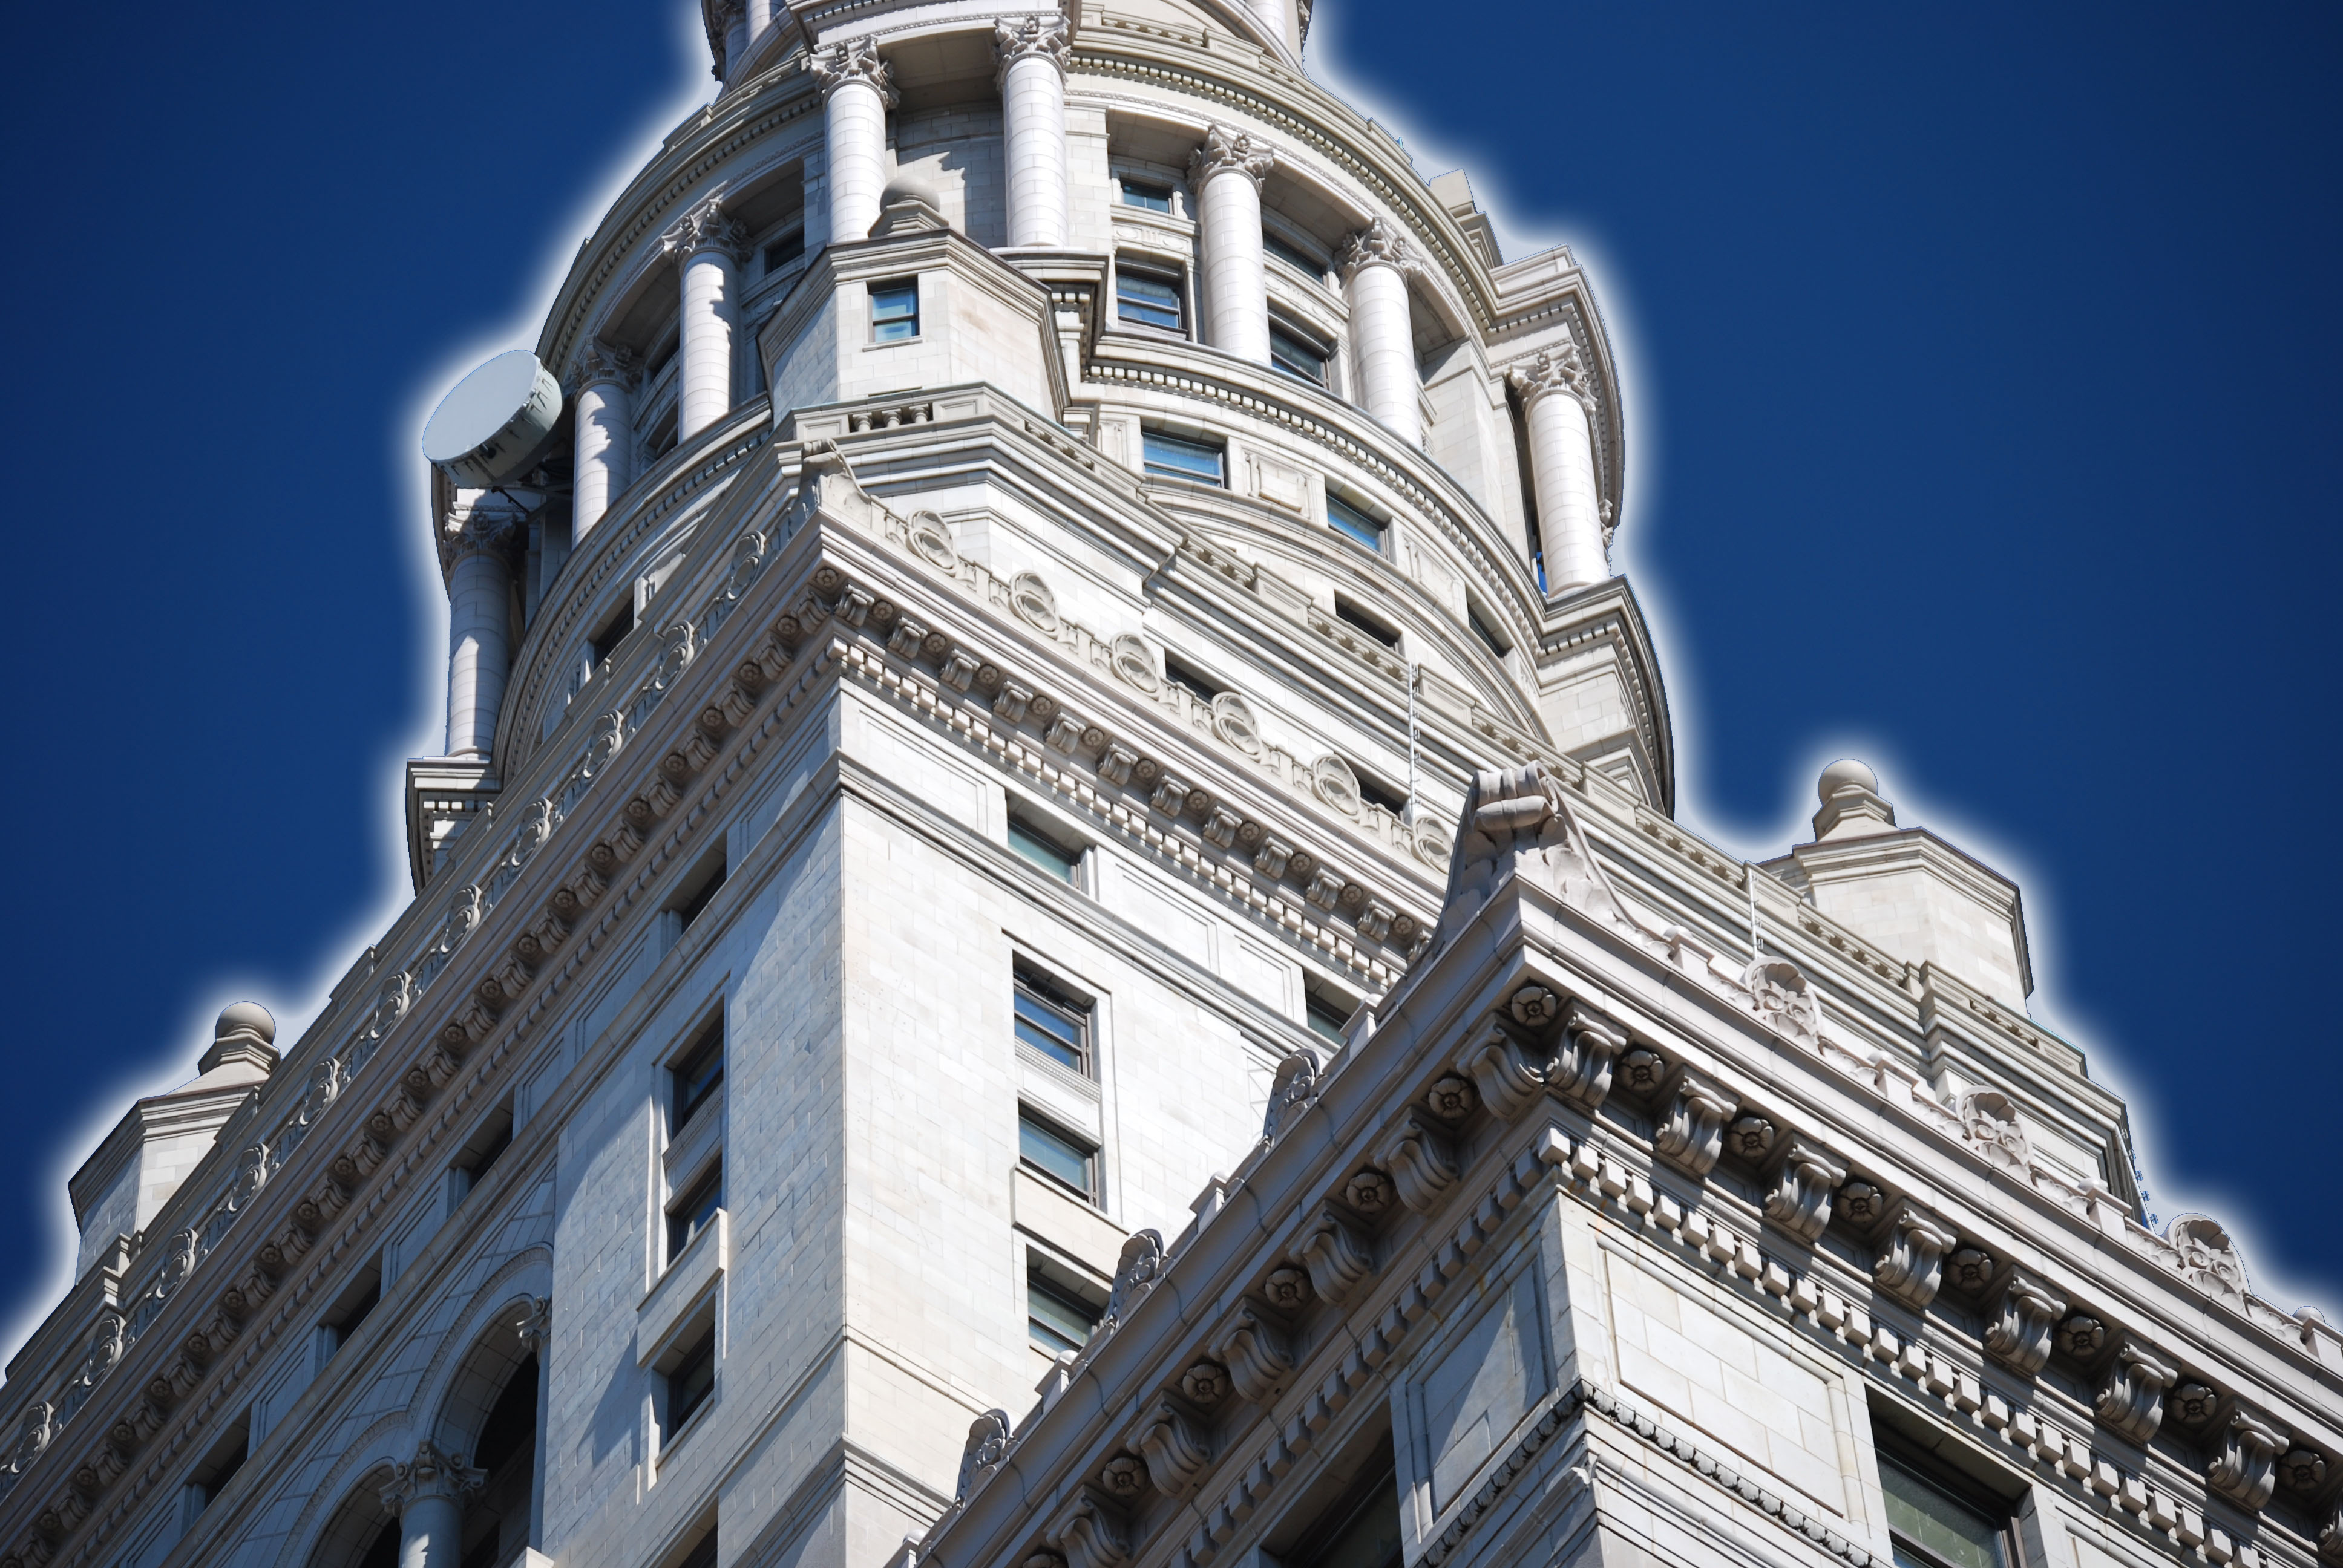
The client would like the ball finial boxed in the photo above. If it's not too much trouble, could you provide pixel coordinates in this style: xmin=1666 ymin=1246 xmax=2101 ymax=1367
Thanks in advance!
xmin=215 ymin=1001 xmax=277 ymax=1045
xmin=1817 ymin=758 xmax=1878 ymax=804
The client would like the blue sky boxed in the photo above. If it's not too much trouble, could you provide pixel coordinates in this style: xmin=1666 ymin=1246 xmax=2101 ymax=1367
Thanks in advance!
xmin=0 ymin=0 xmax=2335 ymax=1351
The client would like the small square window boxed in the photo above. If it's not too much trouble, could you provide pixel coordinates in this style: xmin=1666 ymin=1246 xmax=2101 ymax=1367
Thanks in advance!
xmin=1116 ymin=265 xmax=1184 ymax=331
xmin=1466 ymin=595 xmax=1510 ymax=658
xmin=1270 ymin=322 xmax=1328 ymax=385
xmin=1008 ymin=815 xmax=1081 ymax=883
xmin=762 ymin=228 xmax=804 ymax=275
xmin=1119 ymin=180 xmax=1174 ymax=213
xmin=1027 ymin=1263 xmax=1103 ymax=1354
xmin=1873 ymin=1437 xmax=2018 ymax=1568
xmin=666 ymin=1167 xmax=723 ymax=1266
xmin=1262 ymin=229 xmax=1323 ymax=277
xmin=1162 ymin=653 xmax=1225 ymax=703
xmin=1334 ymin=595 xmax=1400 ymax=649
xmin=1142 ymin=430 xmax=1225 ymax=485
xmin=663 ymin=1326 xmax=716 ymax=1440
xmin=1306 ymin=990 xmax=1354 ymax=1043
xmin=1014 ymin=969 xmax=1092 ymax=1073
xmin=670 ymin=1021 xmax=724 ymax=1134
xmin=1018 ymin=1109 xmax=1097 ymax=1200
xmin=870 ymin=280 xmax=919 ymax=343
xmin=1326 ymin=494 xmax=1386 ymax=551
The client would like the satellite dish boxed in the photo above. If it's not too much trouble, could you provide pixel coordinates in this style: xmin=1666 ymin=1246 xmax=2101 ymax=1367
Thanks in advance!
xmin=422 ymin=350 xmax=563 ymax=488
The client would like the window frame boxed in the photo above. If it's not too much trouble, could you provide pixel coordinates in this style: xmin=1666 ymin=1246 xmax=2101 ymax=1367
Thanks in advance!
xmin=1269 ymin=318 xmax=1331 ymax=386
xmin=1873 ymin=1435 xmax=2024 ymax=1568
xmin=665 ymin=1164 xmax=724 ymax=1267
xmin=660 ymin=1322 xmax=718 ymax=1445
xmin=1017 ymin=1106 xmax=1099 ymax=1203
xmin=1007 ymin=814 xmax=1082 ymax=884
xmin=1118 ymin=178 xmax=1176 ymax=214
xmin=1025 ymin=1259 xmax=1104 ymax=1355
xmin=1142 ymin=428 xmax=1227 ymax=486
xmin=1325 ymin=492 xmax=1388 ymax=552
xmin=869 ymin=278 xmax=920 ymax=344
xmin=1012 ymin=967 xmax=1093 ymax=1076
xmin=670 ymin=1019 xmax=725 ymax=1135
xmin=1115 ymin=261 xmax=1187 ymax=333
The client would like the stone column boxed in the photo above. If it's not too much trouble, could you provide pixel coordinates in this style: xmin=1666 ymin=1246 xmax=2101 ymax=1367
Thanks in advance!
xmin=744 ymin=0 xmax=775 ymax=55
xmin=807 ymin=38 xmax=897 ymax=246
xmin=715 ymin=0 xmax=747 ymax=83
xmin=1337 ymin=218 xmax=1422 ymax=444
xmin=520 ymin=1298 xmax=552 ymax=1550
xmin=660 ymin=197 xmax=749 ymax=442
xmin=1240 ymin=0 xmax=1289 ymax=49
xmin=1509 ymin=344 xmax=1608 ymax=591
xmin=1188 ymin=125 xmax=1276 ymax=365
xmin=569 ymin=341 xmax=638 ymax=542
xmin=995 ymin=16 xmax=1072 ymax=249
xmin=379 ymin=1441 xmax=485 ymax=1568
xmin=440 ymin=502 xmax=523 ymax=759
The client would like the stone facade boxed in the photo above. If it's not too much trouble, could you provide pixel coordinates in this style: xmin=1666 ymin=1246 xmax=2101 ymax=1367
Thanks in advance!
xmin=1 ymin=12 xmax=2332 ymax=1568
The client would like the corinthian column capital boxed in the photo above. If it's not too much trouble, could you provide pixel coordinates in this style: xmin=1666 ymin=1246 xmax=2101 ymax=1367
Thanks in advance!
xmin=805 ymin=36 xmax=899 ymax=108
xmin=1508 ymin=340 xmax=1595 ymax=411
xmin=571 ymin=338 xmax=640 ymax=394
xmin=994 ymin=13 xmax=1070 ymax=77
xmin=379 ymin=1440 xmax=486 ymax=1515
xmin=437 ymin=497 xmax=527 ymax=578
xmin=1336 ymin=217 xmax=1420 ymax=279
xmin=660 ymin=195 xmax=749 ymax=263
xmin=1188 ymin=123 xmax=1275 ymax=188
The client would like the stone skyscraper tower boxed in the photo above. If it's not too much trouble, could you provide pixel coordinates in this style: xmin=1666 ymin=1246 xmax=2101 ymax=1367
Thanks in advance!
xmin=2 ymin=9 xmax=2333 ymax=1568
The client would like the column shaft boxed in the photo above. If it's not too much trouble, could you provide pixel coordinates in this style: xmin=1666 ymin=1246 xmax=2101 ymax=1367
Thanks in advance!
xmin=445 ymin=547 xmax=513 ymax=759
xmin=571 ymin=372 xmax=632 ymax=539
xmin=998 ymin=34 xmax=1069 ymax=247
xmin=1191 ymin=128 xmax=1276 ymax=365
xmin=1522 ymin=381 xmax=1604 ymax=589
xmin=678 ymin=247 xmax=738 ymax=440
xmin=395 ymin=1495 xmax=464 ymax=1568
xmin=1348 ymin=261 xmax=1417 ymax=442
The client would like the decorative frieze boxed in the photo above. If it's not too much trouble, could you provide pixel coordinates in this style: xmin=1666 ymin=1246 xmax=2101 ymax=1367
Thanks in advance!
xmin=1761 ymin=1137 xmax=1846 ymax=1244
xmin=1211 ymin=1307 xmax=1294 ymax=1403
xmin=1374 ymin=1112 xmax=1458 ymax=1212
xmin=2093 ymin=1339 xmax=2178 ymax=1445
xmin=1548 ymin=1001 xmax=1625 ymax=1110
xmin=1873 ymin=1201 xmax=1958 ymax=1310
xmin=1285 ymin=1204 xmax=1374 ymax=1304
xmin=1652 ymin=1070 xmax=1735 ymax=1176
xmin=2209 ymin=1410 xmax=2289 ymax=1510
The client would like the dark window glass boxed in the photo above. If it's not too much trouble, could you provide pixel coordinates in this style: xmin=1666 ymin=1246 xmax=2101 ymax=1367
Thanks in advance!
xmin=1288 ymin=1434 xmax=1402 ymax=1568
xmin=664 ymin=1329 xmax=716 ymax=1436
xmin=666 ymin=1168 xmax=723 ymax=1265
xmin=672 ymin=1024 xmax=724 ymax=1132
xmin=1116 ymin=267 xmax=1184 ymax=330
xmin=1355 ymin=773 xmax=1409 ymax=817
xmin=1467 ymin=597 xmax=1510 ymax=658
xmin=1120 ymin=180 xmax=1173 ymax=212
xmin=1879 ymin=1455 xmax=2010 ymax=1568
xmin=1013 ymin=974 xmax=1090 ymax=1072
xmin=1008 ymin=817 xmax=1080 ymax=882
xmin=1027 ymin=1267 xmax=1102 ymax=1354
xmin=1163 ymin=654 xmax=1225 ymax=702
xmin=1270 ymin=324 xmax=1328 ymax=385
xmin=1326 ymin=494 xmax=1386 ymax=550
xmin=871 ymin=281 xmax=920 ymax=342
xmin=1019 ymin=1111 xmax=1096 ymax=1198
xmin=1334 ymin=597 xmax=1400 ymax=648
xmin=762 ymin=228 xmax=804 ymax=273
xmin=1142 ymin=430 xmax=1225 ymax=484
xmin=1263 ymin=229 xmax=1323 ymax=276
xmin=1306 ymin=992 xmax=1352 ymax=1042
xmin=590 ymin=601 xmax=636 ymax=667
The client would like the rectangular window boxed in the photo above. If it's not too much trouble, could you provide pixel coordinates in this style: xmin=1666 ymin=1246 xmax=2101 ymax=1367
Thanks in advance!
xmin=1306 ymin=990 xmax=1354 ymax=1043
xmin=1162 ymin=653 xmax=1225 ymax=703
xmin=1018 ymin=1109 xmax=1097 ymax=1200
xmin=666 ymin=1166 xmax=723 ymax=1266
xmin=1262 ymin=229 xmax=1323 ymax=277
xmin=762 ymin=228 xmax=804 ymax=274
xmin=1008 ymin=815 xmax=1081 ymax=883
xmin=1876 ymin=1445 xmax=2016 ymax=1568
xmin=1326 ymin=494 xmax=1387 ymax=551
xmin=1334 ymin=596 xmax=1401 ymax=648
xmin=590 ymin=600 xmax=636 ymax=667
xmin=1013 ymin=969 xmax=1091 ymax=1073
xmin=870 ymin=280 xmax=920 ymax=342
xmin=1280 ymin=1431 xmax=1401 ymax=1568
xmin=182 ymin=1407 xmax=252 ymax=1520
xmin=1119 ymin=180 xmax=1174 ymax=212
xmin=1269 ymin=323 xmax=1329 ymax=385
xmin=663 ymin=1325 xmax=716 ymax=1440
xmin=1027 ymin=1263 xmax=1103 ymax=1354
xmin=1354 ymin=771 xmax=1409 ymax=817
xmin=1466 ymin=594 xmax=1510 ymax=658
xmin=672 ymin=844 xmax=728 ymax=931
xmin=1142 ymin=430 xmax=1225 ymax=485
xmin=1116 ymin=266 xmax=1184 ymax=331
xmin=320 ymin=1256 xmax=382 ymax=1362
xmin=670 ymin=1020 xmax=724 ymax=1134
